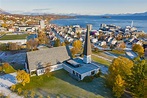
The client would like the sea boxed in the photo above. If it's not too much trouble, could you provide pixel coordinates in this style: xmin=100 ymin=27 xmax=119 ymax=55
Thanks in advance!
xmin=51 ymin=16 xmax=147 ymax=33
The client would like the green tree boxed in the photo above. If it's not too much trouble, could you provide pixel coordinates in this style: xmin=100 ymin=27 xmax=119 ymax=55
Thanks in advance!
xmin=126 ymin=57 xmax=146 ymax=98
xmin=113 ymin=74 xmax=125 ymax=98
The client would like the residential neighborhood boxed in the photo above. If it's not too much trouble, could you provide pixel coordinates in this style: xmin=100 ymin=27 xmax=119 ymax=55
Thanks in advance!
xmin=0 ymin=1 xmax=147 ymax=98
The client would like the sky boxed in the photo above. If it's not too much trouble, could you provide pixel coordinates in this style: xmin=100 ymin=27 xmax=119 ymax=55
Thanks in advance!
xmin=0 ymin=0 xmax=147 ymax=15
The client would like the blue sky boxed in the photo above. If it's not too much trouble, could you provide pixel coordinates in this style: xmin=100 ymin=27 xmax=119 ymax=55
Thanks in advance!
xmin=0 ymin=0 xmax=147 ymax=15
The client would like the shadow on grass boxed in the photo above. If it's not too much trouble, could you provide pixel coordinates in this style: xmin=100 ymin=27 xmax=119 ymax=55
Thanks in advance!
xmin=52 ymin=69 xmax=114 ymax=98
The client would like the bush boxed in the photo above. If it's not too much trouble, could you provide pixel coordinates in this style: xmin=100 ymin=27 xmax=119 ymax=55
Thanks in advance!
xmin=10 ymin=85 xmax=16 ymax=91
xmin=94 ymin=70 xmax=101 ymax=78
xmin=82 ymin=76 xmax=94 ymax=82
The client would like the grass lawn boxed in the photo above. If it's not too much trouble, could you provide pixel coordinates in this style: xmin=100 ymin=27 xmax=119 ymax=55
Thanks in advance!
xmin=92 ymin=55 xmax=111 ymax=66
xmin=92 ymin=52 xmax=114 ymax=61
xmin=15 ymin=70 xmax=114 ymax=98
xmin=0 ymin=34 xmax=28 ymax=40
xmin=110 ymin=50 xmax=125 ymax=55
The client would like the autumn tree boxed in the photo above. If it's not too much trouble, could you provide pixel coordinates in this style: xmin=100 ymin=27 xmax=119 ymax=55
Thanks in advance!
xmin=9 ymin=43 xmax=20 ymax=50
xmin=118 ymin=42 xmax=126 ymax=49
xmin=61 ymin=42 xmax=66 ymax=46
xmin=106 ymin=56 xmax=133 ymax=87
xmin=113 ymin=74 xmax=125 ymax=98
xmin=30 ymin=91 xmax=36 ymax=98
xmin=10 ymin=85 xmax=16 ymax=91
xmin=72 ymin=40 xmax=82 ymax=53
xmin=132 ymin=44 xmax=144 ymax=57
xmin=54 ymin=38 xmax=61 ymax=47
xmin=70 ymin=47 xmax=76 ymax=58
xmin=126 ymin=57 xmax=146 ymax=98
xmin=26 ymin=38 xmax=38 ymax=51
xmin=17 ymin=88 xmax=22 ymax=95
xmin=16 ymin=70 xmax=30 ymax=86
xmin=38 ymin=31 xmax=49 ymax=45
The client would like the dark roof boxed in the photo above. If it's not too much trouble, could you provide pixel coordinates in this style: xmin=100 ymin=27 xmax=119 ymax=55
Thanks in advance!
xmin=83 ymin=25 xmax=91 ymax=55
xmin=26 ymin=46 xmax=71 ymax=71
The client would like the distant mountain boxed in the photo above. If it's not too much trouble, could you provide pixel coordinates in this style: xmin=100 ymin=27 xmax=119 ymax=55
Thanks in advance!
xmin=103 ymin=11 xmax=147 ymax=16
xmin=0 ymin=8 xmax=10 ymax=14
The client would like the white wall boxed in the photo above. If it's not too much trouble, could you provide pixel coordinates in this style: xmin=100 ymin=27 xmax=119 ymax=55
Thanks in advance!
xmin=0 ymin=39 xmax=27 ymax=44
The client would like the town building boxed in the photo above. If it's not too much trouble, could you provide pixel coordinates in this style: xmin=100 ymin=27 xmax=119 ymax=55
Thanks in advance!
xmin=25 ymin=24 xmax=100 ymax=80
xmin=40 ymin=20 xmax=45 ymax=29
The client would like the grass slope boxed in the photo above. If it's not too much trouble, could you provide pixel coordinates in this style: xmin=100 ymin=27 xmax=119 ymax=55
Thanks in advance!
xmin=15 ymin=70 xmax=114 ymax=98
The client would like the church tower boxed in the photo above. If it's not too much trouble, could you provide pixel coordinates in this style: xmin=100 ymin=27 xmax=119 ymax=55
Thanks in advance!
xmin=83 ymin=24 xmax=92 ymax=64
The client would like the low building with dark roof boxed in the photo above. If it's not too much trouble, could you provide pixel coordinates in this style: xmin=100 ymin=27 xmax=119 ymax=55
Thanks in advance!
xmin=25 ymin=46 xmax=71 ymax=76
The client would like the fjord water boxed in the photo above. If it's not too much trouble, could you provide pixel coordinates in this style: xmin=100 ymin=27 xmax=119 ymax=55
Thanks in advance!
xmin=51 ymin=16 xmax=147 ymax=33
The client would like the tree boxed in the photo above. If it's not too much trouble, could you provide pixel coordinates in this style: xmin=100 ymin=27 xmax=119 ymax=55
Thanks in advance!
xmin=113 ymin=74 xmax=125 ymax=98
xmin=38 ymin=31 xmax=49 ymax=45
xmin=30 ymin=91 xmax=36 ymax=98
xmin=70 ymin=47 xmax=76 ymax=58
xmin=118 ymin=42 xmax=126 ymax=49
xmin=54 ymin=38 xmax=61 ymax=47
xmin=126 ymin=57 xmax=146 ymax=98
xmin=26 ymin=38 xmax=38 ymax=51
xmin=132 ymin=44 xmax=144 ymax=57
xmin=9 ymin=43 xmax=20 ymax=50
xmin=0 ymin=66 xmax=2 ymax=72
xmin=72 ymin=40 xmax=82 ymax=53
xmin=16 ymin=70 xmax=30 ymax=86
xmin=106 ymin=56 xmax=133 ymax=87
xmin=61 ymin=42 xmax=66 ymax=46
xmin=17 ymin=88 xmax=22 ymax=95
xmin=10 ymin=85 xmax=16 ymax=91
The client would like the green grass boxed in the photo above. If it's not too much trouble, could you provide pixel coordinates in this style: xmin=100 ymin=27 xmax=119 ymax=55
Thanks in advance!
xmin=92 ymin=55 xmax=111 ymax=66
xmin=110 ymin=50 xmax=125 ymax=55
xmin=15 ymin=70 xmax=114 ymax=98
xmin=0 ymin=65 xmax=16 ymax=73
xmin=92 ymin=52 xmax=114 ymax=61
xmin=0 ymin=34 xmax=28 ymax=40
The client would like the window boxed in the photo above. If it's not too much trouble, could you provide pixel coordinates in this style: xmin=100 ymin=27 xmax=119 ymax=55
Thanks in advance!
xmin=91 ymin=71 xmax=95 ymax=75
xmin=73 ymin=70 xmax=75 ymax=74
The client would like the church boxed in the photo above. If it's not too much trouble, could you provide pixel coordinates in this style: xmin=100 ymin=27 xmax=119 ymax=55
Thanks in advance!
xmin=25 ymin=24 xmax=100 ymax=80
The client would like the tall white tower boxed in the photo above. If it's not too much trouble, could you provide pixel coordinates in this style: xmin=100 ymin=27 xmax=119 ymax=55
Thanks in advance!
xmin=83 ymin=24 xmax=92 ymax=64
xmin=40 ymin=20 xmax=45 ymax=29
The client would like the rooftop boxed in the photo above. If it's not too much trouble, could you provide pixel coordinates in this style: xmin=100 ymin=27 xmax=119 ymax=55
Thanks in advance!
xmin=63 ymin=58 xmax=99 ymax=74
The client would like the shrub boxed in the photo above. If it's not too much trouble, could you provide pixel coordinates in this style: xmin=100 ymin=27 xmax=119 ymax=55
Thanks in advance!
xmin=10 ymin=85 xmax=16 ymax=91
xmin=17 ymin=88 xmax=22 ymax=95
xmin=94 ymin=70 xmax=101 ymax=78
xmin=82 ymin=76 xmax=93 ymax=82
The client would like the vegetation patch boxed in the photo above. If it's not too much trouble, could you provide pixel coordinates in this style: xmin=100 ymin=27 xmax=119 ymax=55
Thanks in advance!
xmin=13 ymin=70 xmax=113 ymax=98
xmin=0 ymin=63 xmax=16 ymax=74
xmin=0 ymin=34 xmax=28 ymax=40
xmin=110 ymin=49 xmax=125 ymax=55
xmin=92 ymin=55 xmax=111 ymax=66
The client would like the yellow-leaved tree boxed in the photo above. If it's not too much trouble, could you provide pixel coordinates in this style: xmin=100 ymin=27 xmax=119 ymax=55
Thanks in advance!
xmin=72 ymin=40 xmax=82 ymax=53
xmin=106 ymin=56 xmax=133 ymax=87
xmin=113 ymin=74 xmax=125 ymax=98
xmin=16 ymin=70 xmax=30 ymax=86
xmin=132 ymin=44 xmax=144 ymax=57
